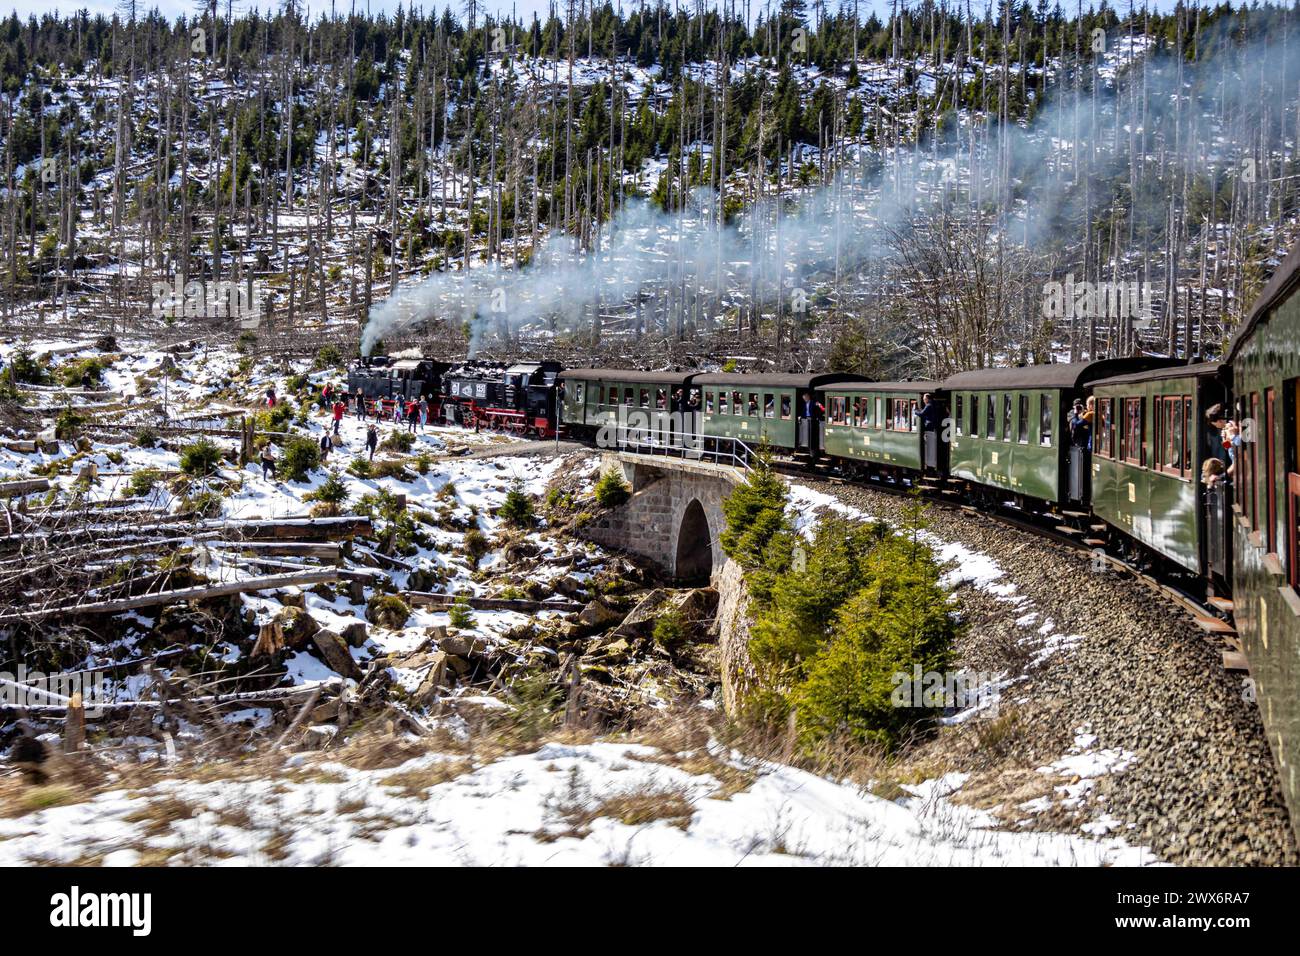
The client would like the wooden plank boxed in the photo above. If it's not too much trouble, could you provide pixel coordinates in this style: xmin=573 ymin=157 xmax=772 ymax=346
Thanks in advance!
xmin=1082 ymin=538 xmax=1107 ymax=547
xmin=0 ymin=478 xmax=51 ymax=496
xmin=1194 ymin=615 xmax=1236 ymax=635
xmin=1221 ymin=651 xmax=1250 ymax=672
xmin=1207 ymin=595 xmax=1235 ymax=613
xmin=1 ymin=569 xmax=342 ymax=623
xmin=1054 ymin=525 xmax=1081 ymax=535
xmin=406 ymin=591 xmax=584 ymax=613
xmin=1061 ymin=510 xmax=1089 ymax=518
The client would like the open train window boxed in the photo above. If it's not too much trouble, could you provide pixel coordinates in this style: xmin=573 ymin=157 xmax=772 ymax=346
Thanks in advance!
xmin=764 ymin=394 xmax=776 ymax=419
xmin=830 ymin=397 xmax=846 ymax=424
xmin=1249 ymin=392 xmax=1260 ymax=529
xmin=575 ymin=383 xmax=585 ymax=405
xmin=875 ymin=397 xmax=884 ymax=429
xmin=1017 ymin=395 xmax=1030 ymax=443
xmin=705 ymin=390 xmax=715 ymax=414
xmin=970 ymin=394 xmax=979 ymax=436
xmin=1002 ymin=394 xmax=1013 ymax=442
xmin=986 ymin=394 xmax=997 ymax=439
xmin=1123 ymin=397 xmax=1143 ymax=464
xmin=1267 ymin=388 xmax=1278 ymax=554
xmin=955 ymin=395 xmax=964 ymax=435
xmin=1039 ymin=394 xmax=1053 ymax=446
xmin=623 ymin=386 xmax=634 ymax=406
xmin=656 ymin=388 xmax=667 ymax=409
xmin=891 ymin=398 xmax=910 ymax=431
xmin=781 ymin=395 xmax=792 ymax=420
xmin=732 ymin=390 xmax=743 ymax=414
xmin=746 ymin=393 xmax=759 ymax=416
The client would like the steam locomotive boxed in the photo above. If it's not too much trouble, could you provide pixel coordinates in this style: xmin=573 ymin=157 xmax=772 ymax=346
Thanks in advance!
xmin=346 ymin=357 xmax=562 ymax=436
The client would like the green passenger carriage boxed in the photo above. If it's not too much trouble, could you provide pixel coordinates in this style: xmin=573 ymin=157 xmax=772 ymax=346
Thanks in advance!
xmin=1088 ymin=363 xmax=1230 ymax=577
xmin=820 ymin=382 xmax=945 ymax=474
xmin=695 ymin=372 xmax=868 ymax=455
xmin=1226 ymin=241 xmax=1300 ymax=828
xmin=944 ymin=360 xmax=1179 ymax=506
xmin=557 ymin=368 xmax=699 ymax=446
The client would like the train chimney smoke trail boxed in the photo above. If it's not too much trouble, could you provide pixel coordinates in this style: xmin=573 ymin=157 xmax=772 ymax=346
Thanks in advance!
xmin=361 ymin=31 xmax=1285 ymax=357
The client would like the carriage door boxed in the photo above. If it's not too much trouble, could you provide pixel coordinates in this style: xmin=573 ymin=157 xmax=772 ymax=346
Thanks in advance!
xmin=1067 ymin=393 xmax=1088 ymax=502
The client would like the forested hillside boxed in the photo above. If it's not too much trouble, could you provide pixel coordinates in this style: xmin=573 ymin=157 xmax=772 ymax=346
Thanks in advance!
xmin=2 ymin=1 xmax=1298 ymax=375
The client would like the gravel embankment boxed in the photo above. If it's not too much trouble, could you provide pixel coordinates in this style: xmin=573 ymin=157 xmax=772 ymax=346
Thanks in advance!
xmin=802 ymin=478 xmax=1297 ymax=867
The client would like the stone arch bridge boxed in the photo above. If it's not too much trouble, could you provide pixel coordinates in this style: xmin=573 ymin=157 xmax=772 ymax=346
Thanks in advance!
xmin=579 ymin=452 xmax=744 ymax=583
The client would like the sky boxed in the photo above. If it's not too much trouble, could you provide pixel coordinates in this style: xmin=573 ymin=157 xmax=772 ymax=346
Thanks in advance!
xmin=3 ymin=0 xmax=1188 ymax=28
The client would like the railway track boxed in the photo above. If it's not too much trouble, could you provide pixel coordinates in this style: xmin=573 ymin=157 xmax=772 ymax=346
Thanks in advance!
xmin=783 ymin=463 xmax=1246 ymax=674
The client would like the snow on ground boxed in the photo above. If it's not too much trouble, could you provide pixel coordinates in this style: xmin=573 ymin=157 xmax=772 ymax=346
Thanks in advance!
xmin=0 ymin=740 xmax=1158 ymax=867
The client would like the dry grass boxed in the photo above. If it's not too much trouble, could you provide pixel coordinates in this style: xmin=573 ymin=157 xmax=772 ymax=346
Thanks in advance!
xmin=377 ymin=759 xmax=474 ymax=797
xmin=538 ymin=779 xmax=697 ymax=843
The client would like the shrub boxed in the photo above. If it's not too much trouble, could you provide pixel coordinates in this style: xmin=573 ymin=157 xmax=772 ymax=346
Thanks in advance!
xmin=415 ymin=452 xmax=433 ymax=475
xmin=59 ymin=356 xmax=107 ymax=388
xmin=448 ymin=599 xmax=474 ymax=629
xmin=593 ymin=468 xmax=630 ymax=507
xmin=347 ymin=456 xmax=373 ymax=478
xmin=719 ymin=454 xmax=789 ymax=571
xmin=372 ymin=459 xmax=414 ymax=480
xmin=381 ymin=429 xmax=415 ymax=453
xmin=463 ymin=527 xmax=490 ymax=564
xmin=256 ymin=402 xmax=294 ymax=432
xmin=9 ymin=347 xmax=47 ymax=384
xmin=54 ymin=407 xmax=86 ymax=440
xmin=305 ymin=470 xmax=350 ymax=507
xmin=125 ymin=468 xmax=161 ymax=498
xmin=236 ymin=330 xmax=257 ymax=353
xmin=652 ymin=608 xmax=688 ymax=652
xmin=499 ymin=480 xmax=535 ymax=528
xmin=366 ymin=593 xmax=410 ymax=629
xmin=280 ymin=436 xmax=321 ymax=482
xmin=133 ymin=425 xmax=159 ymax=449
xmin=313 ymin=344 xmax=344 ymax=370
xmin=179 ymin=437 xmax=223 ymax=477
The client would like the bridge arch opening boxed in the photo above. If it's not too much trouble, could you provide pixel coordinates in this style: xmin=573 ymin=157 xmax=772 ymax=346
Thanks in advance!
xmin=674 ymin=498 xmax=713 ymax=584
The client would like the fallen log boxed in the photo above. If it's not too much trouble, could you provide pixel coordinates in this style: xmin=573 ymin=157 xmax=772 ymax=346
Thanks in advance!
xmin=1 ymin=569 xmax=343 ymax=623
xmin=0 ymin=478 xmax=51 ymax=497
xmin=0 ymin=678 xmax=343 ymax=719
xmin=405 ymin=591 xmax=584 ymax=613
xmin=208 ymin=541 xmax=342 ymax=560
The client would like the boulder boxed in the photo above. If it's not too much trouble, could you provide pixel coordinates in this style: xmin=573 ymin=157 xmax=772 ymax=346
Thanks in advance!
xmin=673 ymin=588 xmax=719 ymax=636
xmin=275 ymin=606 xmax=320 ymax=650
xmin=341 ymin=621 xmax=369 ymax=648
xmin=423 ymin=624 xmax=449 ymax=644
xmin=440 ymin=632 xmax=486 ymax=657
xmin=279 ymin=590 xmax=306 ymax=609
xmin=554 ymin=575 xmax=585 ymax=598
xmin=578 ymin=597 xmax=625 ymax=633
xmin=410 ymin=651 xmax=448 ymax=708
xmin=312 ymin=630 xmax=361 ymax=679
xmin=611 ymin=589 xmax=669 ymax=639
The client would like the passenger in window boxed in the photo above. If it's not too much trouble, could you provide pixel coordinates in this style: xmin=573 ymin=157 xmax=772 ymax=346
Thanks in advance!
xmin=800 ymin=391 xmax=824 ymax=420
xmin=1068 ymin=400 xmax=1091 ymax=449
xmin=1202 ymin=457 xmax=1226 ymax=489
xmin=1082 ymin=396 xmax=1096 ymax=442
xmin=917 ymin=393 xmax=943 ymax=433
xmin=1223 ymin=419 xmax=1241 ymax=479
xmin=1204 ymin=405 xmax=1230 ymax=465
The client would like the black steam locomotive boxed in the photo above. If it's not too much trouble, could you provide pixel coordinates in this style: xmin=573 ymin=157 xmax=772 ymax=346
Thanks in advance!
xmin=346 ymin=357 xmax=562 ymax=437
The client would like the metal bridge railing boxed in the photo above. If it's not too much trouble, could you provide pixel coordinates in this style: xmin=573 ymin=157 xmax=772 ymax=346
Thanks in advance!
xmin=612 ymin=426 xmax=754 ymax=472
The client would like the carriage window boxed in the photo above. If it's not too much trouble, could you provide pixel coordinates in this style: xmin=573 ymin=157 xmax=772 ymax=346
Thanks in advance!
xmin=623 ymin=386 xmax=634 ymax=406
xmin=1096 ymin=398 xmax=1112 ymax=457
xmin=1287 ymin=380 xmax=1300 ymax=589
xmin=705 ymin=390 xmax=715 ymax=414
xmin=638 ymin=388 xmax=649 ymax=408
xmin=1002 ymin=394 xmax=1013 ymax=442
xmin=1123 ymin=397 xmax=1143 ymax=465
xmin=874 ymin=397 xmax=883 ymax=429
xmin=830 ymin=397 xmax=846 ymax=424
xmin=969 ymin=394 xmax=979 ymax=436
xmin=743 ymin=393 xmax=756 ymax=416
xmin=986 ymin=394 xmax=997 ymax=439
xmin=857 ymin=397 xmax=869 ymax=426
xmin=1266 ymin=388 xmax=1278 ymax=553
xmin=764 ymin=394 xmax=776 ymax=419
xmin=1249 ymin=393 xmax=1260 ymax=529
xmin=1039 ymin=394 xmax=1052 ymax=446
xmin=909 ymin=400 xmax=919 ymax=431
xmin=718 ymin=391 xmax=729 ymax=415
xmin=656 ymin=388 xmax=667 ymax=409
xmin=955 ymin=395 xmax=964 ymax=435
xmin=1018 ymin=395 xmax=1030 ymax=443
xmin=781 ymin=395 xmax=792 ymax=420
xmin=732 ymin=391 xmax=743 ymax=414
xmin=575 ymin=383 xmax=585 ymax=405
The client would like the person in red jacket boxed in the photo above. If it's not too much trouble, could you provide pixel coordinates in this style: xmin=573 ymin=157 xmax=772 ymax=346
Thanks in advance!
xmin=322 ymin=383 xmax=333 ymax=406
xmin=331 ymin=400 xmax=346 ymax=436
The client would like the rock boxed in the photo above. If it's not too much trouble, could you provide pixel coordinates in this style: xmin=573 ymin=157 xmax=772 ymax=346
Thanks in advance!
xmin=578 ymin=597 xmax=624 ymax=632
xmin=423 ymin=624 xmax=449 ymax=644
xmin=275 ymin=606 xmax=320 ymax=650
xmin=554 ymin=575 xmax=585 ymax=598
xmin=588 ymin=637 xmax=631 ymax=663
xmin=311 ymin=699 xmax=341 ymax=722
xmin=310 ymin=582 xmax=335 ymax=599
xmin=440 ymin=632 xmax=486 ymax=657
xmin=347 ymin=579 xmax=366 ymax=604
xmin=611 ymin=589 xmax=669 ymax=639
xmin=279 ymin=591 xmax=306 ymax=609
xmin=446 ymin=654 xmax=473 ymax=678
xmin=341 ymin=621 xmax=369 ymax=648
xmin=410 ymin=652 xmax=448 ymax=708
xmin=671 ymin=588 xmax=719 ymax=641
xmin=312 ymin=630 xmax=361 ymax=679
xmin=302 ymin=725 xmax=337 ymax=749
